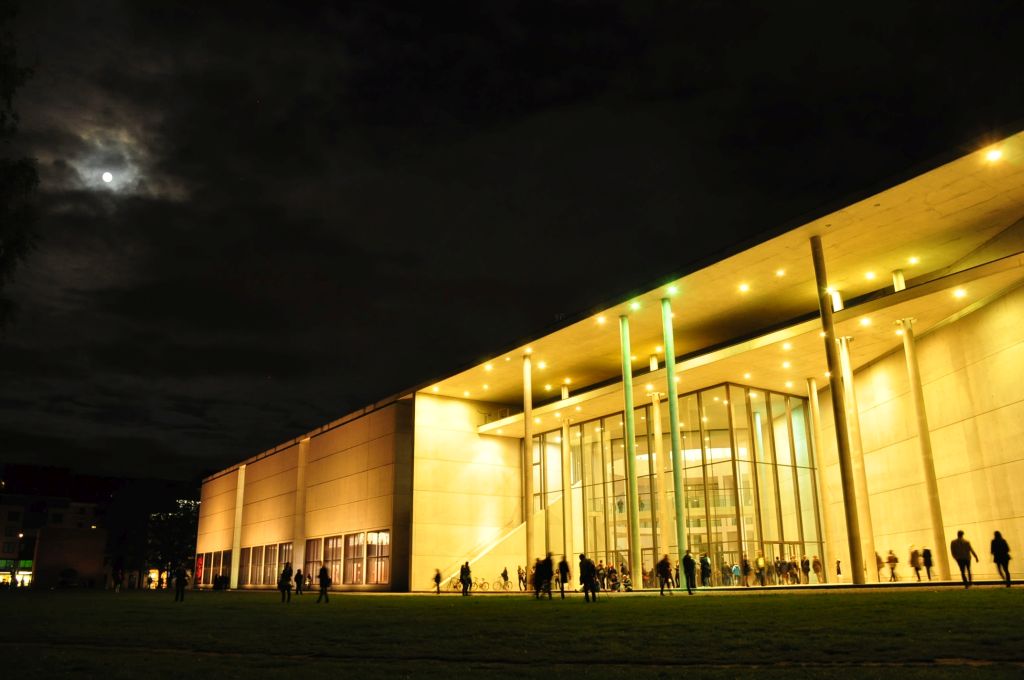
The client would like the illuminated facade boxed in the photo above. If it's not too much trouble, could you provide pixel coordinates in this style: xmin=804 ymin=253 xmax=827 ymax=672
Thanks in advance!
xmin=197 ymin=132 xmax=1024 ymax=590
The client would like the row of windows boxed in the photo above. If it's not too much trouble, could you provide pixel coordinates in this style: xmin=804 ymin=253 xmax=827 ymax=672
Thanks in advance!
xmin=238 ymin=542 xmax=293 ymax=586
xmin=196 ymin=549 xmax=232 ymax=585
xmin=304 ymin=529 xmax=390 ymax=587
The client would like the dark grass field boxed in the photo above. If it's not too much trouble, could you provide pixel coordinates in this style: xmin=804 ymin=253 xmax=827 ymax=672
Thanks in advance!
xmin=1 ymin=585 xmax=1022 ymax=678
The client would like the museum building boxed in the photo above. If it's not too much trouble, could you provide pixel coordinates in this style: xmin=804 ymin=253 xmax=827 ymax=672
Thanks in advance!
xmin=195 ymin=131 xmax=1024 ymax=591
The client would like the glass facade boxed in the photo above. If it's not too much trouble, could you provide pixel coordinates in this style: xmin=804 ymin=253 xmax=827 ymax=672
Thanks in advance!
xmin=533 ymin=382 xmax=824 ymax=586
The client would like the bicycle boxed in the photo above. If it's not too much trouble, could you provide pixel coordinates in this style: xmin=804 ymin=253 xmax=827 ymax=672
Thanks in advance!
xmin=492 ymin=579 xmax=512 ymax=591
xmin=473 ymin=577 xmax=490 ymax=591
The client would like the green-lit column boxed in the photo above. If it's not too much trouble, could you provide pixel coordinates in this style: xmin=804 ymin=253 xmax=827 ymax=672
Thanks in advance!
xmin=661 ymin=297 xmax=687 ymax=568
xmin=523 ymin=353 xmax=535 ymax=564
xmin=618 ymin=314 xmax=643 ymax=584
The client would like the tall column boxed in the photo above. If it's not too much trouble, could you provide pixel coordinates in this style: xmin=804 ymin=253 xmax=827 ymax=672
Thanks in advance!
xmin=660 ymin=297 xmax=688 ymax=567
xmin=618 ymin=314 xmax=643 ymax=583
xmin=838 ymin=336 xmax=877 ymax=580
xmin=898 ymin=318 xmax=951 ymax=580
xmin=806 ymin=378 xmax=833 ymax=583
xmin=560 ymin=418 xmax=573 ymax=562
xmin=229 ymin=464 xmax=247 ymax=589
xmin=809 ymin=236 xmax=865 ymax=584
xmin=650 ymin=391 xmax=672 ymax=563
xmin=523 ymin=354 xmax=535 ymax=562
xmin=292 ymin=437 xmax=310 ymax=572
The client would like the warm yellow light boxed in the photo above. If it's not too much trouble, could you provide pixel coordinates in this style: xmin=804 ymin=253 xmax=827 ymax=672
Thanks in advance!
xmin=544 ymin=384 xmax=552 ymax=391
xmin=463 ymin=390 xmax=470 ymax=397
xmin=645 ymin=383 xmax=654 ymax=391
xmin=538 ymin=360 xmax=547 ymax=369
xmin=630 ymin=355 xmax=636 ymax=361
xmin=563 ymin=377 xmax=571 ymax=384
xmin=782 ymin=361 xmax=791 ymax=369
xmin=865 ymin=271 xmax=876 ymax=280
xmin=575 ymin=406 xmax=582 ymax=412
xmin=534 ymin=417 xmax=541 ymax=424
xmin=701 ymin=416 xmax=708 ymax=423
xmin=785 ymin=381 xmax=793 ymax=388
xmin=655 ymin=345 xmax=663 ymax=353
xmin=743 ymin=372 xmax=751 ymax=380
xmin=908 ymin=256 xmax=920 ymax=265
xmin=554 ymin=412 xmax=561 ymax=418
xmin=859 ymin=317 xmax=871 ymax=327
xmin=749 ymin=392 xmax=758 ymax=399
xmin=824 ymin=371 xmax=831 ymax=378
xmin=819 ymin=331 xmax=827 ymax=338
xmin=738 ymin=283 xmax=750 ymax=293
xmin=674 ymin=376 xmax=680 ymax=382
xmin=985 ymin=148 xmax=1003 ymax=162
xmin=895 ymin=329 xmax=904 ymax=336
xmin=431 ymin=386 xmax=439 ymax=393
xmin=667 ymin=285 xmax=678 ymax=295
xmin=953 ymin=288 xmax=967 ymax=299
xmin=483 ymin=384 xmax=489 ymax=390
xmin=596 ymin=315 xmax=606 ymax=325
xmin=630 ymin=301 xmax=641 ymax=311
xmin=775 ymin=269 xmax=785 ymax=277
xmin=497 ymin=429 xmax=503 ymax=434
xmin=782 ymin=342 xmax=792 ymax=351
xmin=524 ymin=347 xmax=533 ymax=355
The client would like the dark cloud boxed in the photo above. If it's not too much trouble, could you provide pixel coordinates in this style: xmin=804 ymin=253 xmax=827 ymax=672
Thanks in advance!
xmin=2 ymin=0 xmax=1023 ymax=481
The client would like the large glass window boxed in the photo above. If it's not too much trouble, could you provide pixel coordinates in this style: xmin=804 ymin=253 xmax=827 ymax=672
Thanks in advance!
xmin=239 ymin=547 xmax=251 ymax=586
xmin=344 ymin=533 xmax=365 ymax=584
xmin=263 ymin=544 xmax=278 ymax=586
xmin=366 ymin=530 xmax=390 ymax=584
xmin=324 ymin=536 xmax=343 ymax=586
xmin=304 ymin=538 xmax=322 ymax=583
xmin=249 ymin=545 xmax=263 ymax=585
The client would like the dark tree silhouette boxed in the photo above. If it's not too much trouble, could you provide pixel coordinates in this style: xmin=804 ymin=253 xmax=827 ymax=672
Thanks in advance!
xmin=146 ymin=500 xmax=200 ymax=573
xmin=0 ymin=0 xmax=38 ymax=328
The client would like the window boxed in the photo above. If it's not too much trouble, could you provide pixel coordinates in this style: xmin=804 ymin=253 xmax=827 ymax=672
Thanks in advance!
xmin=203 ymin=552 xmax=213 ymax=585
xmin=278 ymin=542 xmax=293 ymax=570
xmin=221 ymin=550 xmax=232 ymax=579
xmin=324 ymin=536 xmax=343 ymax=587
xmin=249 ymin=545 xmax=263 ymax=585
xmin=239 ymin=548 xmax=251 ymax=586
xmin=344 ymin=533 xmax=364 ymax=585
xmin=304 ymin=538 xmax=322 ymax=584
xmin=366 ymin=530 xmax=390 ymax=585
xmin=263 ymin=544 xmax=278 ymax=585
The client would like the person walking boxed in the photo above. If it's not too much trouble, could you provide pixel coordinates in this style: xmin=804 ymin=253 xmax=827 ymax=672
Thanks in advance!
xmin=699 ymin=554 xmax=712 ymax=588
xmin=801 ymin=556 xmax=811 ymax=584
xmin=460 ymin=561 xmax=471 ymax=596
xmin=909 ymin=548 xmax=921 ymax=582
xmin=990 ymin=531 xmax=1011 ymax=587
xmin=754 ymin=553 xmax=766 ymax=587
xmin=279 ymin=562 xmax=293 ymax=603
xmin=811 ymin=556 xmax=823 ymax=584
xmin=173 ymin=564 xmax=187 ymax=602
xmin=579 ymin=553 xmax=598 ymax=602
xmin=557 ymin=556 xmax=570 ymax=599
xmin=317 ymin=564 xmax=330 ymax=603
xmin=433 ymin=568 xmax=442 ymax=594
xmin=517 ymin=565 xmax=526 ymax=591
xmin=741 ymin=556 xmax=751 ymax=587
xmin=656 ymin=554 xmax=673 ymax=595
xmin=682 ymin=550 xmax=697 ymax=595
xmin=294 ymin=568 xmax=304 ymax=595
xmin=501 ymin=566 xmax=510 ymax=590
xmin=886 ymin=551 xmax=898 ymax=582
xmin=540 ymin=553 xmax=554 ymax=599
xmin=950 ymin=530 xmax=979 ymax=588
xmin=922 ymin=548 xmax=933 ymax=581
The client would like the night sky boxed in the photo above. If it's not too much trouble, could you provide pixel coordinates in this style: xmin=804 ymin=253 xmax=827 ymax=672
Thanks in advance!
xmin=2 ymin=1 xmax=1023 ymax=482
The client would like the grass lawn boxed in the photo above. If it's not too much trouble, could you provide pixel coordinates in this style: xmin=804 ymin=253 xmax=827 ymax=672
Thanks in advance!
xmin=2 ymin=586 xmax=1022 ymax=678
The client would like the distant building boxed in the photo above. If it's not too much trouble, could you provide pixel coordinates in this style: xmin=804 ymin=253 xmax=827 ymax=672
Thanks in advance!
xmin=197 ymin=131 xmax=1024 ymax=590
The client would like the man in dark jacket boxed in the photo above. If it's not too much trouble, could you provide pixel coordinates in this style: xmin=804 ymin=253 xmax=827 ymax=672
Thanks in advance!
xmin=557 ymin=556 xmax=570 ymax=599
xmin=279 ymin=562 xmax=293 ymax=603
xmin=579 ymin=554 xmax=598 ymax=602
xmin=317 ymin=564 xmax=330 ymax=603
xmin=950 ymin=530 xmax=979 ymax=588
xmin=991 ymin=531 xmax=1011 ymax=587
xmin=460 ymin=561 xmax=472 ymax=596
xmin=682 ymin=550 xmax=697 ymax=595
xmin=656 ymin=554 xmax=673 ymax=595
xmin=173 ymin=564 xmax=187 ymax=602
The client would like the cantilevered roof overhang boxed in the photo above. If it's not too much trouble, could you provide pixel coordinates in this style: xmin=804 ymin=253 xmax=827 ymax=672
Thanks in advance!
xmin=421 ymin=131 xmax=1024 ymax=416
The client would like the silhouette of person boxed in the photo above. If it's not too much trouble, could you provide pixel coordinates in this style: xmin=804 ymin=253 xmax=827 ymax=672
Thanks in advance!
xmin=433 ymin=568 xmax=442 ymax=594
xmin=173 ymin=564 xmax=187 ymax=602
xmin=950 ymin=530 xmax=979 ymax=588
xmin=279 ymin=562 xmax=293 ymax=603
xmin=922 ymin=548 xmax=933 ymax=580
xmin=501 ymin=566 xmax=510 ymax=589
xmin=317 ymin=564 xmax=330 ymax=603
xmin=909 ymin=548 xmax=921 ymax=582
xmin=294 ymin=568 xmax=304 ymax=595
xmin=656 ymin=554 xmax=673 ymax=595
xmin=579 ymin=553 xmax=598 ymax=602
xmin=460 ymin=561 xmax=471 ymax=596
xmin=990 ymin=531 xmax=1011 ymax=587
xmin=557 ymin=556 xmax=570 ymax=599
xmin=886 ymin=551 xmax=898 ymax=582
xmin=682 ymin=550 xmax=696 ymax=595
xmin=517 ymin=565 xmax=526 ymax=591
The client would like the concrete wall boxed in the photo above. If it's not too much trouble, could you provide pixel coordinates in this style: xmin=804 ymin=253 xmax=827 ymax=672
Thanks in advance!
xmin=411 ymin=393 xmax=523 ymax=591
xmin=817 ymin=284 xmax=1024 ymax=581
xmin=195 ymin=400 xmax=413 ymax=590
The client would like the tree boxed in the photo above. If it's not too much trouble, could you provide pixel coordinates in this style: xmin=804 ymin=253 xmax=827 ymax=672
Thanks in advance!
xmin=146 ymin=499 xmax=200 ymax=572
xmin=0 ymin=0 xmax=38 ymax=328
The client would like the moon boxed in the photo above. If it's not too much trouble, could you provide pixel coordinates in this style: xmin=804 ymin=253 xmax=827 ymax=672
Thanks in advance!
xmin=102 ymin=172 xmax=113 ymax=183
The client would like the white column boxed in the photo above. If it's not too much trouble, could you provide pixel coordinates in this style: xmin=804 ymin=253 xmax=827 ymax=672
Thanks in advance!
xmin=292 ymin=437 xmax=310 ymax=572
xmin=838 ymin=336 xmax=878 ymax=581
xmin=898 ymin=318 xmax=951 ymax=580
xmin=229 ymin=464 xmax=246 ymax=589
xmin=649 ymin=391 xmax=672 ymax=563
xmin=560 ymin=418 xmax=573 ymax=563
xmin=806 ymin=378 xmax=833 ymax=582
xmin=523 ymin=353 xmax=535 ymax=562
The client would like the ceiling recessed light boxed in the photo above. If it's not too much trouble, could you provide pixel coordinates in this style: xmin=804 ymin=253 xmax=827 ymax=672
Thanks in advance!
xmin=782 ymin=342 xmax=792 ymax=351
xmin=908 ymin=256 xmax=920 ymax=265
xmin=859 ymin=318 xmax=871 ymax=327
xmin=743 ymin=372 xmax=751 ymax=380
xmin=895 ymin=329 xmax=904 ymax=336
xmin=645 ymin=383 xmax=654 ymax=391
xmin=483 ymin=384 xmax=489 ymax=390
xmin=484 ymin=363 xmax=493 ymax=372
xmin=865 ymin=271 xmax=876 ymax=280
xmin=563 ymin=378 xmax=571 ymax=384
xmin=544 ymin=384 xmax=552 ymax=391
xmin=497 ymin=429 xmax=503 ymax=434
xmin=738 ymin=283 xmax=750 ymax=293
xmin=554 ymin=412 xmax=561 ymax=418
xmin=824 ymin=371 xmax=831 ymax=378
xmin=985 ymin=148 xmax=1003 ymax=162
xmin=785 ymin=381 xmax=793 ymax=388
xmin=953 ymin=288 xmax=967 ymax=299
xmin=538 ymin=361 xmax=547 ymax=369
xmin=463 ymin=391 xmax=470 ymax=397
xmin=749 ymin=392 xmax=758 ymax=399
xmin=431 ymin=386 xmax=439 ymax=393
xmin=575 ymin=406 xmax=582 ymax=412
xmin=819 ymin=331 xmax=827 ymax=338
xmin=630 ymin=301 xmax=641 ymax=311
xmin=596 ymin=315 xmax=606 ymax=324
xmin=534 ymin=417 xmax=541 ymax=424
xmin=782 ymin=361 xmax=791 ymax=369
xmin=666 ymin=285 xmax=678 ymax=295
xmin=525 ymin=347 xmax=533 ymax=355
xmin=775 ymin=269 xmax=785 ymax=277
xmin=655 ymin=345 xmax=663 ymax=353
xmin=505 ymin=356 xmax=511 ymax=362
xmin=630 ymin=355 xmax=636 ymax=361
